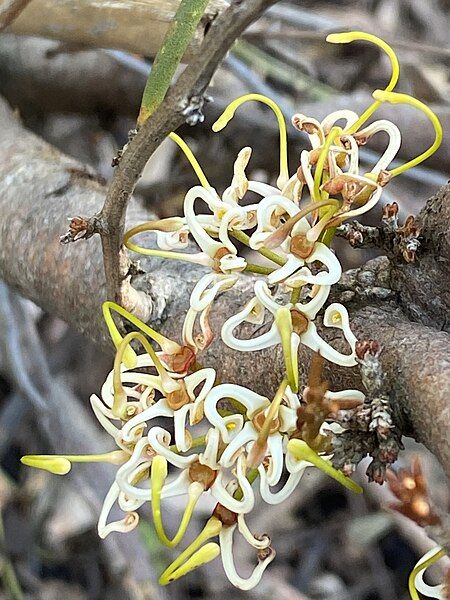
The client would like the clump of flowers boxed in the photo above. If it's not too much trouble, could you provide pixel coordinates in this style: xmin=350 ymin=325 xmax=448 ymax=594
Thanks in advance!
xmin=22 ymin=32 xmax=443 ymax=592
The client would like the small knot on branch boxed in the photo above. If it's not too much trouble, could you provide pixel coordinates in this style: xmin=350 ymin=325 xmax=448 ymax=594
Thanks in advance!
xmin=60 ymin=215 xmax=104 ymax=244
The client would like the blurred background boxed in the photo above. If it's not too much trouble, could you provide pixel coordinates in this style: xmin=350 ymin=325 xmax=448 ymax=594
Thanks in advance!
xmin=0 ymin=0 xmax=449 ymax=598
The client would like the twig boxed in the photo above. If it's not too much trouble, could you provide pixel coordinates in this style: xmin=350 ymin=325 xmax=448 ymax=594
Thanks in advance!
xmin=95 ymin=0 xmax=279 ymax=312
xmin=138 ymin=0 xmax=210 ymax=124
xmin=0 ymin=0 xmax=31 ymax=32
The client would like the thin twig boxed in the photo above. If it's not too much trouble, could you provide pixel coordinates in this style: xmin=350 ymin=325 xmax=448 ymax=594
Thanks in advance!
xmin=97 ymin=0 xmax=280 ymax=312
xmin=0 ymin=0 xmax=31 ymax=32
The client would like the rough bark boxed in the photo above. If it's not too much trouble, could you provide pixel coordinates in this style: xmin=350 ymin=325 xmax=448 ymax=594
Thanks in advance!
xmin=0 ymin=96 xmax=448 ymax=475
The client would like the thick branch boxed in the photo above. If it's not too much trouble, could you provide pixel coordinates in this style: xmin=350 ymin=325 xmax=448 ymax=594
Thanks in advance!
xmin=7 ymin=0 xmax=225 ymax=59
xmin=0 ymin=96 xmax=448 ymax=475
xmin=0 ymin=0 xmax=31 ymax=31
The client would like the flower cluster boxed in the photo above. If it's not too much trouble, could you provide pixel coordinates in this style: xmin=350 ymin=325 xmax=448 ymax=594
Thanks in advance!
xmin=22 ymin=32 xmax=443 ymax=592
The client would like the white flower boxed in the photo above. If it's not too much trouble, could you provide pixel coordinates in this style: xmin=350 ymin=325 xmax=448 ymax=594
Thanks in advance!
xmin=219 ymin=521 xmax=276 ymax=590
xmin=205 ymin=383 xmax=297 ymax=489
xmin=222 ymin=280 xmax=358 ymax=367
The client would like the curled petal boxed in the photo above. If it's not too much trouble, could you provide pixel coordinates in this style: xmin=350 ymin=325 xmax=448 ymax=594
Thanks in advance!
xmin=219 ymin=253 xmax=247 ymax=273
xmin=279 ymin=405 xmax=298 ymax=433
xmin=355 ymin=119 xmax=401 ymax=174
xmin=265 ymin=433 xmax=284 ymax=486
xmin=184 ymin=186 xmax=224 ymax=258
xmin=237 ymin=513 xmax=271 ymax=550
xmin=248 ymin=180 xmax=280 ymax=197
xmin=121 ymin=398 xmax=173 ymax=442
xmin=200 ymin=427 xmax=221 ymax=469
xmin=294 ymin=284 xmax=330 ymax=320
xmin=190 ymin=273 xmax=238 ymax=312
xmin=258 ymin=462 xmax=305 ymax=504
xmin=250 ymin=194 xmax=299 ymax=250
xmin=218 ymin=206 xmax=247 ymax=252
xmin=185 ymin=368 xmax=216 ymax=425
xmin=220 ymin=421 xmax=257 ymax=467
xmin=300 ymin=150 xmax=316 ymax=198
xmin=300 ymin=320 xmax=357 ymax=367
xmin=219 ymin=524 xmax=276 ymax=590
xmin=118 ymin=461 xmax=152 ymax=511
xmin=211 ymin=455 xmax=255 ymax=514
xmin=205 ymin=384 xmax=269 ymax=442
xmin=90 ymin=394 xmax=122 ymax=442
xmin=254 ymin=279 xmax=289 ymax=315
xmin=221 ymin=304 xmax=280 ymax=352
xmin=156 ymin=228 xmax=190 ymax=251
xmin=304 ymin=243 xmax=342 ymax=284
xmin=98 ymin=482 xmax=139 ymax=539
xmin=323 ymin=303 xmax=358 ymax=353
xmin=173 ymin=404 xmax=192 ymax=452
xmin=147 ymin=427 xmax=198 ymax=469
xmin=268 ymin=255 xmax=304 ymax=285
xmin=321 ymin=109 xmax=359 ymax=134
xmin=339 ymin=134 xmax=359 ymax=175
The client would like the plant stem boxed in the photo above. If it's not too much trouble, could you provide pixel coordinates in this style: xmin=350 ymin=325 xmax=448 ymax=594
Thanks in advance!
xmin=138 ymin=0 xmax=209 ymax=124
xmin=230 ymin=229 xmax=286 ymax=265
xmin=244 ymin=263 xmax=275 ymax=275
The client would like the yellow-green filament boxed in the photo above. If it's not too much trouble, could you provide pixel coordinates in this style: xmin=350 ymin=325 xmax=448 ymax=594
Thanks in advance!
xmin=408 ymin=547 xmax=446 ymax=600
xmin=313 ymin=127 xmax=341 ymax=201
xmin=244 ymin=263 xmax=275 ymax=276
xmin=123 ymin=218 xmax=185 ymax=254
xmin=212 ymin=94 xmax=289 ymax=188
xmin=102 ymin=301 xmax=180 ymax=369
xmin=21 ymin=451 xmax=127 ymax=475
xmin=290 ymin=287 xmax=301 ymax=304
xmin=287 ymin=439 xmax=363 ymax=494
xmin=251 ymin=379 xmax=288 ymax=466
xmin=169 ymin=132 xmax=211 ymax=188
xmin=372 ymin=90 xmax=443 ymax=177
xmin=229 ymin=229 xmax=286 ymax=266
xmin=327 ymin=32 xmax=400 ymax=133
xmin=159 ymin=516 xmax=222 ymax=584
xmin=275 ymin=308 xmax=298 ymax=392
xmin=151 ymin=456 xmax=202 ymax=548
xmin=123 ymin=238 xmax=211 ymax=267
xmin=113 ymin=331 xmax=175 ymax=418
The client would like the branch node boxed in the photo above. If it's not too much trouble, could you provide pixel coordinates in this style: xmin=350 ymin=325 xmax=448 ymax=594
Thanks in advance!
xmin=60 ymin=215 xmax=104 ymax=244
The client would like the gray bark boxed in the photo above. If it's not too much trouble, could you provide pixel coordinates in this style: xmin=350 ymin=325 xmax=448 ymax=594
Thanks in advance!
xmin=0 ymin=96 xmax=448 ymax=476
